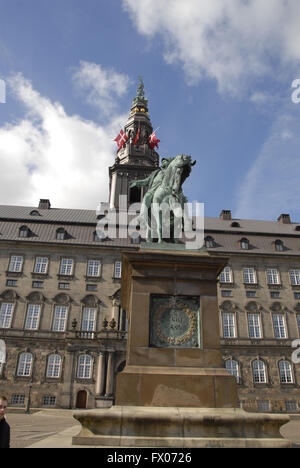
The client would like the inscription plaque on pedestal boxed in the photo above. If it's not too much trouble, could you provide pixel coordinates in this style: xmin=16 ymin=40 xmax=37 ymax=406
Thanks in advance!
xmin=149 ymin=295 xmax=201 ymax=348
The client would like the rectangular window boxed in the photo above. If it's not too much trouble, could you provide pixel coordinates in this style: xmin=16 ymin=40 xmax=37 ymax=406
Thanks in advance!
xmin=270 ymin=291 xmax=280 ymax=299
xmin=219 ymin=266 xmax=232 ymax=283
xmin=34 ymin=257 xmax=48 ymax=274
xmin=43 ymin=396 xmax=56 ymax=407
xmin=221 ymin=290 xmax=232 ymax=297
xmin=248 ymin=314 xmax=262 ymax=339
xmin=8 ymin=255 xmax=23 ymax=272
xmin=285 ymin=401 xmax=298 ymax=412
xmin=222 ymin=313 xmax=236 ymax=338
xmin=52 ymin=306 xmax=68 ymax=332
xmin=294 ymin=293 xmax=300 ymax=300
xmin=82 ymin=307 xmax=96 ymax=332
xmin=272 ymin=314 xmax=287 ymax=339
xmin=267 ymin=269 xmax=280 ymax=285
xmin=257 ymin=400 xmax=270 ymax=412
xmin=86 ymin=284 xmax=97 ymax=291
xmin=25 ymin=304 xmax=41 ymax=330
xmin=59 ymin=258 xmax=74 ymax=276
xmin=87 ymin=260 xmax=101 ymax=277
xmin=32 ymin=281 xmax=43 ymax=288
xmin=11 ymin=394 xmax=26 ymax=406
xmin=243 ymin=268 xmax=257 ymax=284
xmin=58 ymin=282 xmax=70 ymax=289
xmin=246 ymin=291 xmax=256 ymax=298
xmin=0 ymin=303 xmax=14 ymax=328
xmin=290 ymin=270 xmax=300 ymax=286
xmin=114 ymin=261 xmax=122 ymax=279
xmin=6 ymin=279 xmax=17 ymax=287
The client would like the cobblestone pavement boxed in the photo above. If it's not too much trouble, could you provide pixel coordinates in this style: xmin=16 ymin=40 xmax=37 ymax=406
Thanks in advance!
xmin=6 ymin=409 xmax=81 ymax=448
xmin=4 ymin=409 xmax=300 ymax=448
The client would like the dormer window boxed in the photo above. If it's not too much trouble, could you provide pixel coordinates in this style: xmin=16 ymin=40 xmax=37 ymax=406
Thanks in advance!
xmin=56 ymin=228 xmax=66 ymax=240
xmin=30 ymin=210 xmax=41 ymax=216
xmin=274 ymin=240 xmax=284 ymax=252
xmin=240 ymin=238 xmax=249 ymax=250
xmin=205 ymin=236 xmax=215 ymax=248
xmin=19 ymin=226 xmax=30 ymax=238
xmin=231 ymin=222 xmax=240 ymax=228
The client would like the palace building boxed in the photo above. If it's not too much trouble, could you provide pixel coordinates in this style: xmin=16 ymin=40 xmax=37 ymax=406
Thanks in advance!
xmin=0 ymin=84 xmax=300 ymax=414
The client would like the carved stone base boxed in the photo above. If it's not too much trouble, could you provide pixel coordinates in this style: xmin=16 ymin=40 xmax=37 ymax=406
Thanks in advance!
xmin=72 ymin=406 xmax=291 ymax=448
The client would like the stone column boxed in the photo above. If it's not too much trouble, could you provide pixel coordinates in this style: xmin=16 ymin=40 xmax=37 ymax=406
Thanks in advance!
xmin=105 ymin=351 xmax=115 ymax=397
xmin=95 ymin=352 xmax=106 ymax=396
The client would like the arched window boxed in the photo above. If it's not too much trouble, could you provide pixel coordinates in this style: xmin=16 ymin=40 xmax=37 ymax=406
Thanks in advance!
xmin=77 ymin=354 xmax=92 ymax=379
xmin=17 ymin=352 xmax=33 ymax=377
xmin=225 ymin=359 xmax=240 ymax=383
xmin=252 ymin=359 xmax=267 ymax=383
xmin=278 ymin=360 xmax=293 ymax=384
xmin=46 ymin=354 xmax=62 ymax=378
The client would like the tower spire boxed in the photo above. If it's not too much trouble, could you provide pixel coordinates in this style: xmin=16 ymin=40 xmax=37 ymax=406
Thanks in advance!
xmin=108 ymin=78 xmax=160 ymax=209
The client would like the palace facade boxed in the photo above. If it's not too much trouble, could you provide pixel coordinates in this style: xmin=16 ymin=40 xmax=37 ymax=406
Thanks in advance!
xmin=0 ymin=86 xmax=300 ymax=413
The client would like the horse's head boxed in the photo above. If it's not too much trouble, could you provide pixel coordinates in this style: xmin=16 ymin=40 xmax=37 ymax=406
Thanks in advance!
xmin=169 ymin=154 xmax=196 ymax=195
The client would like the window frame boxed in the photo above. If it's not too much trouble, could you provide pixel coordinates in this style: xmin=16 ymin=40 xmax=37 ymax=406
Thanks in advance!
xmin=0 ymin=302 xmax=14 ymax=328
xmin=222 ymin=312 xmax=236 ymax=339
xmin=278 ymin=360 xmax=293 ymax=384
xmin=17 ymin=352 xmax=33 ymax=377
xmin=34 ymin=256 xmax=49 ymax=275
xmin=219 ymin=266 xmax=233 ymax=284
xmin=8 ymin=255 xmax=24 ymax=273
xmin=114 ymin=261 xmax=122 ymax=279
xmin=24 ymin=304 xmax=41 ymax=330
xmin=247 ymin=313 xmax=262 ymax=339
xmin=86 ymin=259 xmax=101 ymax=278
xmin=272 ymin=313 xmax=287 ymax=339
xmin=266 ymin=268 xmax=280 ymax=285
xmin=59 ymin=258 xmax=74 ymax=276
xmin=252 ymin=359 xmax=267 ymax=384
xmin=243 ymin=267 xmax=257 ymax=285
xmin=52 ymin=305 xmax=68 ymax=332
xmin=77 ymin=354 xmax=93 ymax=380
xmin=46 ymin=354 xmax=62 ymax=379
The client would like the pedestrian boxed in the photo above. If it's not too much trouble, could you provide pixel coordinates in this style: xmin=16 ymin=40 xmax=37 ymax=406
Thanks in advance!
xmin=0 ymin=395 xmax=10 ymax=448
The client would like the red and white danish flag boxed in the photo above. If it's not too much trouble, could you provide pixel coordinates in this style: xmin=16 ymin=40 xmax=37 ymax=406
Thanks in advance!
xmin=114 ymin=129 xmax=128 ymax=150
xmin=148 ymin=128 xmax=160 ymax=149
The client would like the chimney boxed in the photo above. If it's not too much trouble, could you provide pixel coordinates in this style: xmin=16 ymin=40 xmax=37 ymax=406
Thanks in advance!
xmin=277 ymin=214 xmax=291 ymax=224
xmin=220 ymin=210 xmax=232 ymax=221
xmin=38 ymin=199 xmax=51 ymax=210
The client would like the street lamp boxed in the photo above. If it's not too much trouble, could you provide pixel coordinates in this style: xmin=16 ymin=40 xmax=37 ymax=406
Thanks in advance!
xmin=25 ymin=380 xmax=33 ymax=414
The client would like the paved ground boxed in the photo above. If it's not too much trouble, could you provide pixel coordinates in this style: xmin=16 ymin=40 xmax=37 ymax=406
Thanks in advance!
xmin=4 ymin=409 xmax=300 ymax=448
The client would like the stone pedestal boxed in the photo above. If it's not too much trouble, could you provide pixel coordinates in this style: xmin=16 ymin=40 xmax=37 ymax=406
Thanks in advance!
xmin=115 ymin=249 xmax=238 ymax=408
xmin=73 ymin=249 xmax=291 ymax=447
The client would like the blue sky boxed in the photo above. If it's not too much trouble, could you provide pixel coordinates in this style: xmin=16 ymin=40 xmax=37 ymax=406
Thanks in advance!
xmin=1 ymin=0 xmax=300 ymax=221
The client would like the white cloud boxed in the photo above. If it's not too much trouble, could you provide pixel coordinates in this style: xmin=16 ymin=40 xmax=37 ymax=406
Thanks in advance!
xmin=72 ymin=61 xmax=131 ymax=116
xmin=0 ymin=71 xmax=128 ymax=209
xmin=123 ymin=0 xmax=300 ymax=94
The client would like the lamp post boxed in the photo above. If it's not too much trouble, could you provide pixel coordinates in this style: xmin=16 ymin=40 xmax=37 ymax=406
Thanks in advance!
xmin=25 ymin=380 xmax=33 ymax=414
